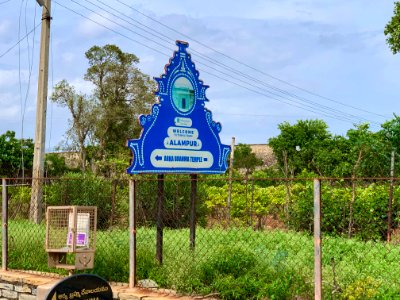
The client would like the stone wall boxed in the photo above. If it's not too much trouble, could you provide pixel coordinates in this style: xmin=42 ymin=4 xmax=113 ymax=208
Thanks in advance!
xmin=0 ymin=280 xmax=36 ymax=300
xmin=0 ymin=270 xmax=195 ymax=300
xmin=249 ymin=144 xmax=277 ymax=168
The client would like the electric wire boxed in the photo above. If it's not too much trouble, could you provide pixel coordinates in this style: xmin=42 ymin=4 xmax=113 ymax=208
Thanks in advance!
xmin=199 ymin=68 xmax=361 ymax=124
xmin=70 ymin=0 xmax=175 ymax=53
xmin=53 ymin=0 xmax=170 ymax=58
xmin=66 ymin=0 xmax=379 ymax=127
xmin=0 ymin=22 xmax=41 ymax=59
xmin=114 ymin=0 xmax=387 ymax=120
xmin=18 ymin=0 xmax=24 ymax=178
xmin=17 ymin=0 xmax=38 ymax=179
xmin=86 ymin=0 xmax=376 ymax=125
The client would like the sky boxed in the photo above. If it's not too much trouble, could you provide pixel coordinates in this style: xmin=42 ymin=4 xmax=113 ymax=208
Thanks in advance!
xmin=0 ymin=0 xmax=399 ymax=150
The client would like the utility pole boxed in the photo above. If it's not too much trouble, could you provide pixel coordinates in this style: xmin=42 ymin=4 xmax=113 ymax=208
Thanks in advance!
xmin=30 ymin=0 xmax=51 ymax=224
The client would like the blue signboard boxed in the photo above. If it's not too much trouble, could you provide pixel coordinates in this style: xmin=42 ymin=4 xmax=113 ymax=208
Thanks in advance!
xmin=127 ymin=41 xmax=230 ymax=174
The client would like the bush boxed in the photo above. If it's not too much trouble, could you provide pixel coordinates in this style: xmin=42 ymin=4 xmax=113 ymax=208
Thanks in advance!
xmin=288 ymin=182 xmax=400 ymax=241
xmin=45 ymin=173 xmax=112 ymax=229
xmin=135 ymin=175 xmax=207 ymax=228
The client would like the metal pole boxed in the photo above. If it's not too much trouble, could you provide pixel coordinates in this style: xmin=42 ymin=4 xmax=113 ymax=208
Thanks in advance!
xmin=314 ymin=178 xmax=322 ymax=300
xmin=156 ymin=174 xmax=164 ymax=264
xmin=190 ymin=174 xmax=197 ymax=250
xmin=2 ymin=178 xmax=8 ymax=271
xmin=387 ymin=150 xmax=395 ymax=242
xmin=227 ymin=137 xmax=235 ymax=223
xmin=31 ymin=0 xmax=52 ymax=224
xmin=129 ymin=179 xmax=136 ymax=288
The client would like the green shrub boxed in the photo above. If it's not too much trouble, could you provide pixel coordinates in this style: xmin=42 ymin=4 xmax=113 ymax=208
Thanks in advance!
xmin=198 ymin=246 xmax=257 ymax=283
xmin=45 ymin=173 xmax=112 ymax=229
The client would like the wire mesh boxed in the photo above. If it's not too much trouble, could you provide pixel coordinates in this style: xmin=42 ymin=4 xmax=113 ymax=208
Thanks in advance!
xmin=320 ymin=178 xmax=400 ymax=299
xmin=1 ymin=176 xmax=400 ymax=299
xmin=47 ymin=206 xmax=72 ymax=250
xmin=134 ymin=175 xmax=314 ymax=299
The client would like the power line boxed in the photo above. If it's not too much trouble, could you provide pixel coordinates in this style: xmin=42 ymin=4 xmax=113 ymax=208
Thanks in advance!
xmin=113 ymin=0 xmax=386 ymax=120
xmin=85 ymin=0 xmax=379 ymax=125
xmin=0 ymin=22 xmax=41 ymax=59
xmin=67 ymin=0 xmax=379 ymax=126
xmin=70 ymin=0 xmax=176 ymax=53
xmin=78 ymin=0 xmax=380 ymax=126
xmin=53 ymin=0 xmax=170 ymax=58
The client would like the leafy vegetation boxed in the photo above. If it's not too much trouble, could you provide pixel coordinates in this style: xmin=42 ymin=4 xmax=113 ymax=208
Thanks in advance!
xmin=51 ymin=44 xmax=156 ymax=174
xmin=0 ymin=131 xmax=33 ymax=177
xmin=7 ymin=220 xmax=400 ymax=299
xmin=385 ymin=1 xmax=400 ymax=54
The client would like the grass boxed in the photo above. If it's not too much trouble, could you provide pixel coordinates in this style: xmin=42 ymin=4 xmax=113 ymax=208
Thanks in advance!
xmin=4 ymin=220 xmax=400 ymax=299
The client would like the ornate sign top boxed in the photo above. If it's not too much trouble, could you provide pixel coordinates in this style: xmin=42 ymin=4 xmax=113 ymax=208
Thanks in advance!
xmin=127 ymin=41 xmax=230 ymax=174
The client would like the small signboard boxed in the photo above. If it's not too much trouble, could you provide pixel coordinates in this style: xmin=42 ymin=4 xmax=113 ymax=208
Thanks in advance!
xmin=45 ymin=274 xmax=112 ymax=300
xmin=67 ymin=212 xmax=90 ymax=247
xmin=127 ymin=41 xmax=230 ymax=174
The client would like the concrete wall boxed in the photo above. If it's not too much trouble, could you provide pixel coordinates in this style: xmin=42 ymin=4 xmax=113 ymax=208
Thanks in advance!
xmin=0 ymin=270 xmax=195 ymax=300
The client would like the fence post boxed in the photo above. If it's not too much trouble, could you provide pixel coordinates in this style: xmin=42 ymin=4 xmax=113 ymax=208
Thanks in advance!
xmin=156 ymin=174 xmax=164 ymax=264
xmin=387 ymin=150 xmax=395 ymax=242
xmin=2 ymin=178 xmax=8 ymax=271
xmin=190 ymin=174 xmax=197 ymax=250
xmin=129 ymin=179 xmax=136 ymax=288
xmin=227 ymin=137 xmax=235 ymax=224
xmin=314 ymin=178 xmax=322 ymax=300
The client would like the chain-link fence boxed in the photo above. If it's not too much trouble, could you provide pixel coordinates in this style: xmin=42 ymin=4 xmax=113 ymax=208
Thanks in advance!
xmin=1 ymin=176 xmax=399 ymax=299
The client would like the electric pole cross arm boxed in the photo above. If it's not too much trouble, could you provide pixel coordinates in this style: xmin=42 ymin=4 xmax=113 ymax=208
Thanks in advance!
xmin=30 ymin=0 xmax=51 ymax=224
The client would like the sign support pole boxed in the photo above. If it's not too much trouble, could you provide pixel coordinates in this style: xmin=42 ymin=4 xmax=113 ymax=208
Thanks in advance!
xmin=190 ymin=174 xmax=197 ymax=250
xmin=156 ymin=174 xmax=164 ymax=264
xmin=129 ymin=179 xmax=136 ymax=288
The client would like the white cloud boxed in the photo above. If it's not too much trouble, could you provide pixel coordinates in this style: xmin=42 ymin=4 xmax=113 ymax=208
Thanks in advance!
xmin=78 ymin=11 xmax=117 ymax=38
xmin=69 ymin=77 xmax=95 ymax=95
xmin=0 ymin=70 xmax=30 ymax=87
xmin=0 ymin=105 xmax=19 ymax=120
xmin=0 ymin=92 xmax=20 ymax=120
xmin=61 ymin=52 xmax=76 ymax=63
xmin=0 ymin=20 xmax=10 ymax=35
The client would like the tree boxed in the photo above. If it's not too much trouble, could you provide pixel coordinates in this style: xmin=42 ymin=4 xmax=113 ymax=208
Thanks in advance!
xmin=344 ymin=123 xmax=387 ymax=237
xmin=44 ymin=153 xmax=69 ymax=177
xmin=51 ymin=80 xmax=96 ymax=171
xmin=385 ymin=1 xmax=400 ymax=54
xmin=52 ymin=45 xmax=156 ymax=175
xmin=84 ymin=44 xmax=155 ymax=156
xmin=233 ymin=144 xmax=263 ymax=175
xmin=0 ymin=131 xmax=34 ymax=177
xmin=379 ymin=115 xmax=400 ymax=241
xmin=268 ymin=119 xmax=332 ymax=176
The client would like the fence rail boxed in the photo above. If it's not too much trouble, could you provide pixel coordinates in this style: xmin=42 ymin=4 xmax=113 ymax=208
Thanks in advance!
xmin=1 ymin=175 xmax=400 ymax=299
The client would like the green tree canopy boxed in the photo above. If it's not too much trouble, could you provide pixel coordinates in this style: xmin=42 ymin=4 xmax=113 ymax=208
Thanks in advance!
xmin=233 ymin=144 xmax=263 ymax=175
xmin=0 ymin=131 xmax=34 ymax=177
xmin=52 ymin=44 xmax=156 ymax=175
xmin=51 ymin=80 xmax=96 ymax=171
xmin=84 ymin=44 xmax=156 ymax=155
xmin=385 ymin=1 xmax=400 ymax=54
xmin=268 ymin=119 xmax=332 ymax=176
